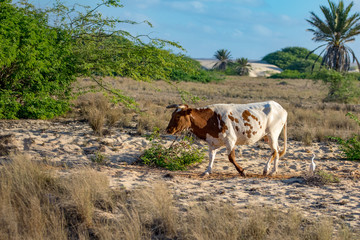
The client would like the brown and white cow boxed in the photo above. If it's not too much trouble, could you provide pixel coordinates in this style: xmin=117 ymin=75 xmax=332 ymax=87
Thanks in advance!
xmin=166 ymin=101 xmax=287 ymax=176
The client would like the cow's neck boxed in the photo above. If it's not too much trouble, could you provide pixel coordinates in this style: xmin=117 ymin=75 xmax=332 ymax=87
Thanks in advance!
xmin=189 ymin=108 xmax=224 ymax=140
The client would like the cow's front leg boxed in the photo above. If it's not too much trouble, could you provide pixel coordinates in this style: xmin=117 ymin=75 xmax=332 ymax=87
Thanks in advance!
xmin=228 ymin=148 xmax=246 ymax=177
xmin=203 ymin=147 xmax=217 ymax=175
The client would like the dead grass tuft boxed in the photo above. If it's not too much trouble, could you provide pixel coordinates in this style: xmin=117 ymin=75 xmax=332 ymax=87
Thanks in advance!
xmin=73 ymin=76 xmax=360 ymax=142
xmin=0 ymin=154 xmax=357 ymax=239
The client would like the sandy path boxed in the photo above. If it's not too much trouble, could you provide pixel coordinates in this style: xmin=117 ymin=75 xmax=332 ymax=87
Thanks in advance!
xmin=1 ymin=119 xmax=359 ymax=230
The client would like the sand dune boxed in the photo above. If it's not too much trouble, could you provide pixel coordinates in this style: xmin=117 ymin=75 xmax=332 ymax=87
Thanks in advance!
xmin=196 ymin=59 xmax=282 ymax=77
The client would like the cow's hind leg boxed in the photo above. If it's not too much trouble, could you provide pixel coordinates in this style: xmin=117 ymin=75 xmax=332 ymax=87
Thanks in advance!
xmin=263 ymin=136 xmax=279 ymax=176
xmin=203 ymin=147 xmax=217 ymax=175
xmin=228 ymin=149 xmax=245 ymax=176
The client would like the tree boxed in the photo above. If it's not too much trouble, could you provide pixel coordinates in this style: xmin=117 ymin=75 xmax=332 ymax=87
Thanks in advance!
xmin=235 ymin=58 xmax=252 ymax=76
xmin=306 ymin=0 xmax=360 ymax=72
xmin=0 ymin=0 xmax=210 ymax=119
xmin=213 ymin=49 xmax=231 ymax=70
xmin=0 ymin=0 xmax=75 ymax=119
xmin=262 ymin=47 xmax=321 ymax=72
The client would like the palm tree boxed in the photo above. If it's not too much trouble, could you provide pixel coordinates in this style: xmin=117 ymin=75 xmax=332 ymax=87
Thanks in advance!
xmin=306 ymin=0 xmax=360 ymax=72
xmin=213 ymin=49 xmax=231 ymax=70
xmin=235 ymin=58 xmax=252 ymax=76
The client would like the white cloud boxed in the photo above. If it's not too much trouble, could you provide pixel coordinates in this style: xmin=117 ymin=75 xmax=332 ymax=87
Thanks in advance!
xmin=203 ymin=25 xmax=216 ymax=34
xmin=167 ymin=1 xmax=206 ymax=13
xmin=253 ymin=24 xmax=272 ymax=36
xmin=232 ymin=29 xmax=244 ymax=38
xmin=133 ymin=0 xmax=160 ymax=9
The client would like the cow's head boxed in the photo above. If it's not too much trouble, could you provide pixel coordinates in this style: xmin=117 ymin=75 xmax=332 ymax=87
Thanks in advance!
xmin=166 ymin=104 xmax=192 ymax=134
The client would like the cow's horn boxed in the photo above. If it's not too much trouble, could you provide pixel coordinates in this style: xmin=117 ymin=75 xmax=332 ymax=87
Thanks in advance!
xmin=166 ymin=104 xmax=188 ymax=109
xmin=166 ymin=104 xmax=180 ymax=109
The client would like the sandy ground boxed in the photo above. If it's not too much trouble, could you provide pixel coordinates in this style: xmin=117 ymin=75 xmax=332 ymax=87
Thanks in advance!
xmin=196 ymin=59 xmax=282 ymax=77
xmin=1 ymin=119 xmax=359 ymax=231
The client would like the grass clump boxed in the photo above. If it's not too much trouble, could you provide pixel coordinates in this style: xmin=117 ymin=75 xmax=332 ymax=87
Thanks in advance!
xmin=90 ymin=151 xmax=110 ymax=165
xmin=331 ymin=112 xmax=360 ymax=160
xmin=140 ymin=128 xmax=205 ymax=171
xmin=305 ymin=170 xmax=340 ymax=186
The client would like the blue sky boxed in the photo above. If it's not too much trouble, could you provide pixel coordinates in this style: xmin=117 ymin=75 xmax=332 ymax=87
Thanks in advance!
xmin=32 ymin=0 xmax=360 ymax=60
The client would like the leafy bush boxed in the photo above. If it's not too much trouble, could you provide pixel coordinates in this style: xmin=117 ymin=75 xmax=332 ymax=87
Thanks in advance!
xmin=331 ymin=113 xmax=360 ymax=160
xmin=269 ymin=70 xmax=313 ymax=79
xmin=313 ymin=70 xmax=360 ymax=103
xmin=262 ymin=47 xmax=321 ymax=72
xmin=0 ymin=1 xmax=75 ymax=119
xmin=0 ymin=1 xmax=219 ymax=120
xmin=140 ymin=128 xmax=205 ymax=171
xmin=271 ymin=68 xmax=360 ymax=103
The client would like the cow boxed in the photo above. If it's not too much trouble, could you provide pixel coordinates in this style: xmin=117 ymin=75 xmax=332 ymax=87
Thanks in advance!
xmin=166 ymin=101 xmax=287 ymax=176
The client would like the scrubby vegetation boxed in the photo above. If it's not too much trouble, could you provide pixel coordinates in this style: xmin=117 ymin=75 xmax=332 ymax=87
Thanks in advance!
xmin=0 ymin=0 xmax=219 ymax=119
xmin=331 ymin=113 xmax=360 ymax=160
xmin=263 ymin=47 xmax=321 ymax=72
xmin=0 ymin=155 xmax=357 ymax=239
xmin=141 ymin=128 xmax=205 ymax=170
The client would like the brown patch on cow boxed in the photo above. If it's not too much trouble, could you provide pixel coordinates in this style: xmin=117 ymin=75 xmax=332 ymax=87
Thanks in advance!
xmin=222 ymin=124 xmax=228 ymax=133
xmin=250 ymin=114 xmax=258 ymax=121
xmin=228 ymin=115 xmax=235 ymax=121
xmin=230 ymin=112 xmax=233 ymax=115
xmin=235 ymin=126 xmax=239 ymax=132
xmin=186 ymin=108 xmax=227 ymax=140
xmin=245 ymin=130 xmax=252 ymax=138
xmin=234 ymin=118 xmax=239 ymax=123
xmin=242 ymin=110 xmax=251 ymax=122
xmin=244 ymin=122 xmax=253 ymax=129
xmin=242 ymin=131 xmax=245 ymax=135
xmin=252 ymin=131 xmax=257 ymax=135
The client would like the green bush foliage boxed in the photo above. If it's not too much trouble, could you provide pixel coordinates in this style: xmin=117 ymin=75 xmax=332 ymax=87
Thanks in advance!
xmin=0 ymin=1 xmax=75 ymax=119
xmin=0 ymin=1 xmax=218 ymax=119
xmin=331 ymin=113 xmax=360 ymax=160
xmin=269 ymin=70 xmax=313 ymax=79
xmin=262 ymin=47 xmax=321 ymax=72
xmin=141 ymin=128 xmax=205 ymax=171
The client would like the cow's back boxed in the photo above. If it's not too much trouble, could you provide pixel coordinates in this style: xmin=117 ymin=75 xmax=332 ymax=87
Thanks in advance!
xmin=208 ymin=101 xmax=286 ymax=145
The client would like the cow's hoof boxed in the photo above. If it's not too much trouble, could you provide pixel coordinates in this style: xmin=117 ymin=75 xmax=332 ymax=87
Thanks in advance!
xmin=240 ymin=171 xmax=246 ymax=177
xmin=269 ymin=170 xmax=277 ymax=176
xmin=263 ymin=170 xmax=268 ymax=176
xmin=201 ymin=171 xmax=210 ymax=177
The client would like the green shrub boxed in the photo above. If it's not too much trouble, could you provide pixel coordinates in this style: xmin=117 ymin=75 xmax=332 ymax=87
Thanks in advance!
xmin=331 ymin=113 xmax=360 ymax=160
xmin=262 ymin=47 xmax=321 ymax=72
xmin=140 ymin=128 xmax=205 ymax=171
xmin=271 ymin=69 xmax=360 ymax=104
xmin=269 ymin=70 xmax=312 ymax=79
xmin=0 ymin=1 xmax=219 ymax=120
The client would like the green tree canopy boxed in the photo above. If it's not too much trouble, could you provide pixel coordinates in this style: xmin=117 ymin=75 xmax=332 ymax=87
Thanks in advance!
xmin=0 ymin=0 xmax=212 ymax=119
xmin=262 ymin=47 xmax=320 ymax=72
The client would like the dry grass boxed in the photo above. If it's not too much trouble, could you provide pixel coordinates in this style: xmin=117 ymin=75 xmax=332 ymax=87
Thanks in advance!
xmin=0 ymin=154 xmax=358 ymax=239
xmin=73 ymin=76 xmax=360 ymax=143
xmin=74 ymin=92 xmax=135 ymax=135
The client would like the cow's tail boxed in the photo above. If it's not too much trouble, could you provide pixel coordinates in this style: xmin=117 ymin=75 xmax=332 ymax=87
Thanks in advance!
xmin=278 ymin=120 xmax=287 ymax=158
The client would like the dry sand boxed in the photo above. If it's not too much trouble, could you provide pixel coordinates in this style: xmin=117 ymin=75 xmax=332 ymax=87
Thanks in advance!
xmin=196 ymin=59 xmax=282 ymax=77
xmin=1 ymin=119 xmax=359 ymax=230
